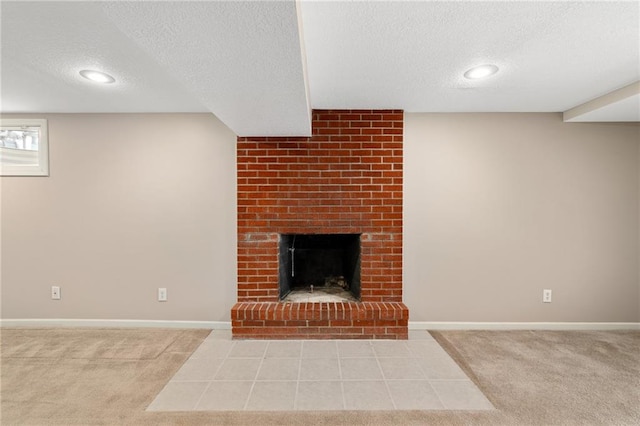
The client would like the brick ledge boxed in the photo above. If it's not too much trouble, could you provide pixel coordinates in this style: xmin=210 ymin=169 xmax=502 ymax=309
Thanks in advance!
xmin=231 ymin=301 xmax=408 ymax=340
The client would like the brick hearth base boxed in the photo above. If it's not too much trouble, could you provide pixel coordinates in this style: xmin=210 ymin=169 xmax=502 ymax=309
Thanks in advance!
xmin=231 ymin=301 xmax=409 ymax=340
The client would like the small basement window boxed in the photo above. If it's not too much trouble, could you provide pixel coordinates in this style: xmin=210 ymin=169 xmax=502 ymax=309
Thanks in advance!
xmin=0 ymin=118 xmax=49 ymax=176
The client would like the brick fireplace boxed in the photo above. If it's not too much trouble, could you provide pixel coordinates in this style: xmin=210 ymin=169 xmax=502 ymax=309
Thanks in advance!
xmin=231 ymin=110 xmax=408 ymax=339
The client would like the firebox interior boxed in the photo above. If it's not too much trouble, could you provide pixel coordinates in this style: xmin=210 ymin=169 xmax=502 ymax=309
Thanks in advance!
xmin=278 ymin=234 xmax=361 ymax=301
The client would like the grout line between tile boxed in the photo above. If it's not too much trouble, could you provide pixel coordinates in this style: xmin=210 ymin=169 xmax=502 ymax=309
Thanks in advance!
xmin=336 ymin=341 xmax=347 ymax=409
xmin=244 ymin=341 xmax=269 ymax=411
xmin=193 ymin=380 xmax=213 ymax=410
xmin=375 ymin=352 xmax=398 ymax=410
xmin=427 ymin=380 xmax=447 ymax=409
xmin=293 ymin=344 xmax=302 ymax=410
xmin=192 ymin=337 xmax=232 ymax=410
xmin=190 ymin=378 xmax=425 ymax=382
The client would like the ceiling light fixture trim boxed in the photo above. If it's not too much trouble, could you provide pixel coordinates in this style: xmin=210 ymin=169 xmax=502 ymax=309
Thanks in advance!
xmin=79 ymin=69 xmax=116 ymax=84
xmin=464 ymin=64 xmax=499 ymax=80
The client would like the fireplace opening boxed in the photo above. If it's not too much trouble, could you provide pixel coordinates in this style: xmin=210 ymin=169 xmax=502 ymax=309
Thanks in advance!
xmin=278 ymin=234 xmax=361 ymax=302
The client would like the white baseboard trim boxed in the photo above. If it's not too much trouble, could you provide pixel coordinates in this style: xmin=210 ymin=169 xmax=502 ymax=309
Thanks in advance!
xmin=0 ymin=319 xmax=231 ymax=329
xmin=409 ymin=321 xmax=640 ymax=331
xmin=1 ymin=319 xmax=638 ymax=331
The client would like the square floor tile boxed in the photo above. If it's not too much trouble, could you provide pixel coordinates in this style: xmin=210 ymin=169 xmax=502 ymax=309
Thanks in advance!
xmin=265 ymin=341 xmax=302 ymax=358
xmin=386 ymin=380 xmax=444 ymax=410
xmin=408 ymin=330 xmax=432 ymax=340
xmin=195 ymin=381 xmax=253 ymax=411
xmin=302 ymin=341 xmax=338 ymax=358
xmin=406 ymin=340 xmax=450 ymax=358
xmin=296 ymin=381 xmax=344 ymax=410
xmin=215 ymin=358 xmax=262 ymax=380
xmin=430 ymin=380 xmax=494 ymax=410
xmin=343 ymin=381 xmax=394 ymax=410
xmin=228 ymin=341 xmax=268 ymax=358
xmin=371 ymin=341 xmax=412 ymax=358
xmin=256 ymin=358 xmax=300 ymax=380
xmin=146 ymin=381 xmax=208 ymax=411
xmin=190 ymin=341 xmax=234 ymax=359
xmin=245 ymin=381 xmax=297 ymax=411
xmin=416 ymin=356 xmax=468 ymax=380
xmin=300 ymin=358 xmax=341 ymax=380
xmin=205 ymin=330 xmax=232 ymax=341
xmin=171 ymin=357 xmax=224 ymax=381
xmin=337 ymin=341 xmax=375 ymax=358
xmin=339 ymin=358 xmax=383 ymax=380
xmin=378 ymin=357 xmax=425 ymax=380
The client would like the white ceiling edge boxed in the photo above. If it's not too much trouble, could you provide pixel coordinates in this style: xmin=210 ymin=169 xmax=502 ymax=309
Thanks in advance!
xmin=295 ymin=0 xmax=313 ymax=136
xmin=564 ymin=81 xmax=640 ymax=122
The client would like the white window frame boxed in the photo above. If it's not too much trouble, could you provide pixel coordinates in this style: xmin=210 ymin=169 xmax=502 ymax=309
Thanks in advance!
xmin=0 ymin=118 xmax=49 ymax=176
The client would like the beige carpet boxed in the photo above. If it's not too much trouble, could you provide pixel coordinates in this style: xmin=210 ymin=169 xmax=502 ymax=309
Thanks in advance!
xmin=1 ymin=327 xmax=638 ymax=425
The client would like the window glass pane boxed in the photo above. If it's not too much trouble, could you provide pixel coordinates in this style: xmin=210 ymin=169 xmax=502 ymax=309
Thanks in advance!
xmin=0 ymin=119 xmax=49 ymax=176
xmin=1 ymin=128 xmax=40 ymax=165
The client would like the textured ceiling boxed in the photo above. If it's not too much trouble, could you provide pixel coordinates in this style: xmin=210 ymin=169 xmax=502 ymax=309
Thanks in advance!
xmin=301 ymin=1 xmax=639 ymax=113
xmin=1 ymin=1 xmax=638 ymax=136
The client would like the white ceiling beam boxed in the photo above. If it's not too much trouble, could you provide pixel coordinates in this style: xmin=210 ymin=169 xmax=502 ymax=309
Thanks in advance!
xmin=563 ymin=81 xmax=640 ymax=122
xmin=101 ymin=1 xmax=311 ymax=136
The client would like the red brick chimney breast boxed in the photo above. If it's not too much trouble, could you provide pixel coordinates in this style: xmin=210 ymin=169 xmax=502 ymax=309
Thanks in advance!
xmin=232 ymin=110 xmax=408 ymax=339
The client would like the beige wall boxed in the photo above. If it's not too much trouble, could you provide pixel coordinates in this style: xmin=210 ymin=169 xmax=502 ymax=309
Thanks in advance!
xmin=405 ymin=113 xmax=640 ymax=322
xmin=1 ymin=114 xmax=237 ymax=321
xmin=2 ymin=112 xmax=639 ymax=324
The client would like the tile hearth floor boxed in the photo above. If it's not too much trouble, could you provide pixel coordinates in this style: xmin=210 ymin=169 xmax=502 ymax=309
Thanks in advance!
xmin=147 ymin=330 xmax=494 ymax=412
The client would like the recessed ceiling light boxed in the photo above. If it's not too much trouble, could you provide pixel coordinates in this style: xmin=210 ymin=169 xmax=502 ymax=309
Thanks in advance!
xmin=464 ymin=64 xmax=499 ymax=80
xmin=79 ymin=70 xmax=116 ymax=84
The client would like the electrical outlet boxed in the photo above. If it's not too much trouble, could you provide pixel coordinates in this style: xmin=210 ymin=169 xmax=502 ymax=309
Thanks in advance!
xmin=51 ymin=286 xmax=61 ymax=300
xmin=158 ymin=288 xmax=167 ymax=302
xmin=543 ymin=289 xmax=552 ymax=303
